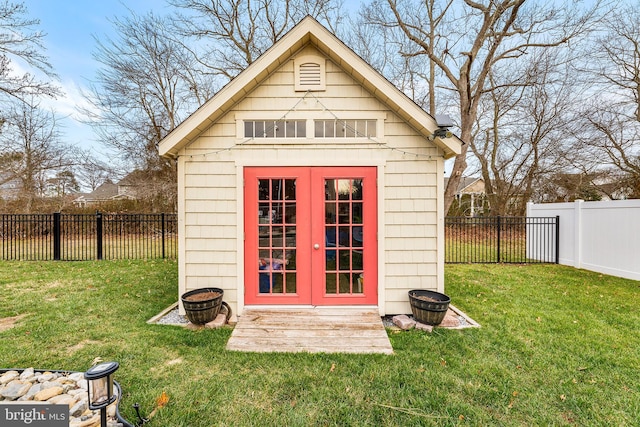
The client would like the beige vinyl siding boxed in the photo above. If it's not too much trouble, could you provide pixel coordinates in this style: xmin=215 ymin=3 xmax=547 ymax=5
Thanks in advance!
xmin=383 ymin=110 xmax=441 ymax=313
xmin=181 ymin=157 xmax=238 ymax=309
xmin=177 ymin=45 xmax=444 ymax=316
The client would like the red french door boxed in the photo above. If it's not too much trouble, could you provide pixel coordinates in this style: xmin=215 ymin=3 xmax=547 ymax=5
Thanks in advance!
xmin=244 ymin=167 xmax=377 ymax=305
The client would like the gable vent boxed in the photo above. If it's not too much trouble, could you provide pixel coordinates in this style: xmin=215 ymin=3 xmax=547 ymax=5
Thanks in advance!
xmin=295 ymin=55 xmax=326 ymax=91
xmin=299 ymin=63 xmax=322 ymax=86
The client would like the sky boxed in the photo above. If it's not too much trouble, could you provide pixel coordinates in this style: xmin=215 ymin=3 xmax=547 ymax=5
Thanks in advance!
xmin=27 ymin=0 xmax=168 ymax=159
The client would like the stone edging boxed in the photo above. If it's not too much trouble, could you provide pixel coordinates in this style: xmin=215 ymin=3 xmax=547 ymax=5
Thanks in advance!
xmin=0 ymin=368 xmax=132 ymax=427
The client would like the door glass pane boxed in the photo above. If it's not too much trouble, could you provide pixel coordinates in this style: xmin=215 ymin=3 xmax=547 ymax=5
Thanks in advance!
xmin=353 ymin=226 xmax=363 ymax=248
xmin=259 ymin=181 xmax=269 ymax=200
xmin=339 ymin=274 xmax=351 ymax=293
xmin=337 ymin=179 xmax=351 ymax=199
xmin=272 ymin=179 xmax=283 ymax=200
xmin=338 ymin=202 xmax=350 ymax=223
xmin=338 ymin=226 xmax=350 ymax=246
xmin=352 ymin=179 xmax=363 ymax=200
xmin=325 ymin=226 xmax=337 ymax=254
xmin=285 ymin=203 xmax=296 ymax=224
xmin=272 ymin=274 xmax=283 ymax=293
xmin=352 ymin=202 xmax=363 ymax=223
xmin=325 ymin=179 xmax=337 ymax=200
xmin=285 ymin=226 xmax=296 ymax=247
xmin=285 ymin=249 xmax=297 ymax=293
xmin=257 ymin=178 xmax=297 ymax=295
xmin=285 ymin=179 xmax=296 ymax=200
xmin=286 ymin=273 xmax=297 ymax=293
xmin=325 ymin=273 xmax=337 ymax=293
xmin=325 ymin=204 xmax=336 ymax=224
xmin=338 ymin=249 xmax=350 ymax=270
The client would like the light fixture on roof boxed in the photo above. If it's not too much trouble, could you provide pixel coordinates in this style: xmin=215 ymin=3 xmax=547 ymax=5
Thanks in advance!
xmin=428 ymin=114 xmax=454 ymax=140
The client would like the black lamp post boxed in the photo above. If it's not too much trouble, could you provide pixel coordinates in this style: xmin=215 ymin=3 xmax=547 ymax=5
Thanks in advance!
xmin=85 ymin=361 xmax=119 ymax=427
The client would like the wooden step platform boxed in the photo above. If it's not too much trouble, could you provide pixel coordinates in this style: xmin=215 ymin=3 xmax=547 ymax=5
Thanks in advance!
xmin=226 ymin=308 xmax=393 ymax=354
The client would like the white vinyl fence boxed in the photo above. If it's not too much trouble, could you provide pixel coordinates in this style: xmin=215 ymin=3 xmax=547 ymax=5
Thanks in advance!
xmin=527 ymin=200 xmax=640 ymax=281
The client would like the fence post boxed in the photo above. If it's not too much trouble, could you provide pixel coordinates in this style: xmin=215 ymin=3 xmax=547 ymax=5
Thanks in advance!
xmin=555 ymin=215 xmax=560 ymax=264
xmin=96 ymin=211 xmax=103 ymax=260
xmin=496 ymin=216 xmax=501 ymax=263
xmin=53 ymin=212 xmax=61 ymax=261
xmin=574 ymin=200 xmax=583 ymax=269
xmin=161 ymin=213 xmax=166 ymax=259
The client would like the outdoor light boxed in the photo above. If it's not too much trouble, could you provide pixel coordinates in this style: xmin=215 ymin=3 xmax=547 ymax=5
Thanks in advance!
xmin=429 ymin=114 xmax=454 ymax=140
xmin=85 ymin=361 xmax=119 ymax=427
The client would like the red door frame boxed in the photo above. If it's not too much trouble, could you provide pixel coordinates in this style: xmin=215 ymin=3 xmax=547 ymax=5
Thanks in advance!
xmin=244 ymin=166 xmax=377 ymax=305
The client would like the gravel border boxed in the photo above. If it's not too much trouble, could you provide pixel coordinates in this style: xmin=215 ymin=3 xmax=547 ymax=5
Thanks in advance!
xmin=155 ymin=307 xmax=190 ymax=326
xmin=150 ymin=303 xmax=478 ymax=329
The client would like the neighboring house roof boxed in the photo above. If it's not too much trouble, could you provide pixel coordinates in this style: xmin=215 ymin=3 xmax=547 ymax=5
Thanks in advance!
xmin=445 ymin=177 xmax=485 ymax=195
xmin=159 ymin=16 xmax=462 ymax=159
xmin=87 ymin=180 xmax=119 ymax=200
xmin=74 ymin=174 xmax=139 ymax=205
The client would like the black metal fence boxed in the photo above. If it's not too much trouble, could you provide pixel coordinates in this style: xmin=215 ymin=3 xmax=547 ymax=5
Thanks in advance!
xmin=446 ymin=216 xmax=559 ymax=264
xmin=1 ymin=213 xmax=558 ymax=263
xmin=0 ymin=212 xmax=177 ymax=261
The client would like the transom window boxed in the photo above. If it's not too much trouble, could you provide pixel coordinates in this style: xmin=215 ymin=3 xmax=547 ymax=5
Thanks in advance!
xmin=244 ymin=120 xmax=306 ymax=138
xmin=314 ymin=120 xmax=377 ymax=138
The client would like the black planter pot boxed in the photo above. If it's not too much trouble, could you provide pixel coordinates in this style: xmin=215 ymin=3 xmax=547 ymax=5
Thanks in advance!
xmin=408 ymin=289 xmax=451 ymax=326
xmin=181 ymin=287 xmax=228 ymax=325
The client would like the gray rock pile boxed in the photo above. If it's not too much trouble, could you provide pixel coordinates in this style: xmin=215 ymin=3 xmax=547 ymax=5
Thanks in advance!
xmin=0 ymin=368 xmax=124 ymax=427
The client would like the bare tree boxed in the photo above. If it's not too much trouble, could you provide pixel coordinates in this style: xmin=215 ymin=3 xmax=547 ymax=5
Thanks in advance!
xmin=577 ymin=6 xmax=640 ymax=198
xmin=0 ymin=1 xmax=58 ymax=103
xmin=361 ymin=0 xmax=604 ymax=214
xmin=0 ymin=99 xmax=74 ymax=212
xmin=170 ymin=0 xmax=345 ymax=81
xmin=74 ymin=149 xmax=113 ymax=192
xmin=84 ymin=12 xmax=208 ymax=168
xmin=582 ymin=109 xmax=640 ymax=198
xmin=533 ymin=171 xmax=605 ymax=203
xmin=353 ymin=0 xmax=455 ymax=114
xmin=83 ymin=12 xmax=214 ymax=210
xmin=470 ymin=50 xmax=580 ymax=215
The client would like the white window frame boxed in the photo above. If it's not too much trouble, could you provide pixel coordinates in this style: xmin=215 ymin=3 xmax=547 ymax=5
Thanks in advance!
xmin=235 ymin=112 xmax=386 ymax=143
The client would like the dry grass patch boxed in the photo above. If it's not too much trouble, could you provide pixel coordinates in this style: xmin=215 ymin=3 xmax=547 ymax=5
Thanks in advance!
xmin=0 ymin=314 xmax=26 ymax=332
xmin=66 ymin=339 xmax=102 ymax=354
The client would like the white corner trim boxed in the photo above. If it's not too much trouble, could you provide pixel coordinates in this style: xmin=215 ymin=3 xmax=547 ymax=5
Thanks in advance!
xmin=236 ymin=165 xmax=245 ymax=316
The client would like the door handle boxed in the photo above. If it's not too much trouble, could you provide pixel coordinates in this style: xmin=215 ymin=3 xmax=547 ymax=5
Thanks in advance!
xmin=313 ymin=243 xmax=320 ymax=250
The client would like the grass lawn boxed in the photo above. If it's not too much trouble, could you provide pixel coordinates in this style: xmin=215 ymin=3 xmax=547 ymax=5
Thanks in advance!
xmin=1 ymin=260 xmax=639 ymax=426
